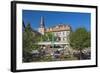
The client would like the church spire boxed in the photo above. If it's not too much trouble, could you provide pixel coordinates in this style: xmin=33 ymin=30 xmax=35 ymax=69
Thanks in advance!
xmin=40 ymin=16 xmax=45 ymax=28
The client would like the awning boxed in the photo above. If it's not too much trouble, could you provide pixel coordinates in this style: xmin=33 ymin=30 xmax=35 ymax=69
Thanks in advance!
xmin=37 ymin=42 xmax=69 ymax=45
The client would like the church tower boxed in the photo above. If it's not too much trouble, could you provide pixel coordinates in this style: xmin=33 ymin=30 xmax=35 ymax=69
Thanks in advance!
xmin=38 ymin=16 xmax=45 ymax=35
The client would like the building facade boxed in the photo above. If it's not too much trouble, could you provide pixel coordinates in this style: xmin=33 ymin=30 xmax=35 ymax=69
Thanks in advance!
xmin=38 ymin=16 xmax=71 ymax=42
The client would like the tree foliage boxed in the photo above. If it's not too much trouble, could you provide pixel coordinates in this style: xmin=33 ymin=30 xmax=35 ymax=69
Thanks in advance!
xmin=23 ymin=23 xmax=41 ymax=62
xmin=41 ymin=32 xmax=56 ymax=42
xmin=69 ymin=28 xmax=90 ymax=50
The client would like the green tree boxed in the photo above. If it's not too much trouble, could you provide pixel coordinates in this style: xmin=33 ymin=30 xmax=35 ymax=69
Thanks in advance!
xmin=23 ymin=23 xmax=34 ymax=52
xmin=41 ymin=32 xmax=56 ymax=42
xmin=23 ymin=23 xmax=41 ymax=62
xmin=69 ymin=28 xmax=90 ymax=59
xmin=41 ymin=34 xmax=48 ymax=42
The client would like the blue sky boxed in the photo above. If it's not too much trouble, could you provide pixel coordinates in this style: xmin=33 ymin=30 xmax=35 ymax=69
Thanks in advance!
xmin=22 ymin=10 xmax=91 ymax=31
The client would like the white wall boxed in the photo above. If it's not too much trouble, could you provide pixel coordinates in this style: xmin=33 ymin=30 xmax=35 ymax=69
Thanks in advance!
xmin=0 ymin=0 xmax=99 ymax=73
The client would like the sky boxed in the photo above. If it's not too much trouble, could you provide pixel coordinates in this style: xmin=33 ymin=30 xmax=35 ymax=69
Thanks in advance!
xmin=22 ymin=10 xmax=91 ymax=31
